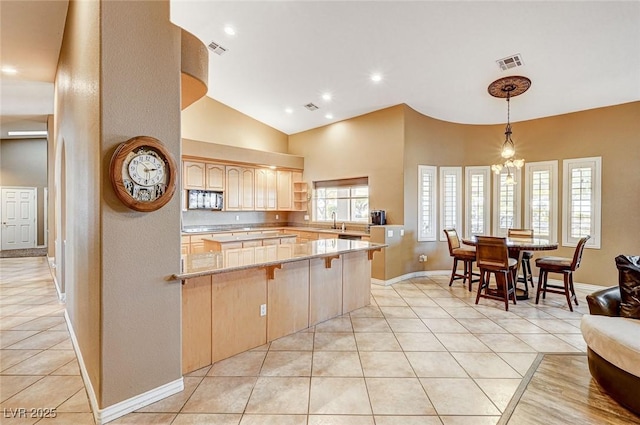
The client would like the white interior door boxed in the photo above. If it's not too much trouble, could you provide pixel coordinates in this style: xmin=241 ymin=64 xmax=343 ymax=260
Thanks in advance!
xmin=1 ymin=187 xmax=37 ymax=250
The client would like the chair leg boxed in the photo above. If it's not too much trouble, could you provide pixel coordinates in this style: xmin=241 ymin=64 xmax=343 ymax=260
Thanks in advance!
xmin=542 ymin=271 xmax=548 ymax=299
xmin=463 ymin=261 xmax=469 ymax=285
xmin=449 ymin=258 xmax=458 ymax=286
xmin=569 ymin=273 xmax=579 ymax=306
xmin=509 ymin=270 xmax=517 ymax=305
xmin=475 ymin=269 xmax=486 ymax=305
xmin=466 ymin=260 xmax=474 ymax=292
xmin=563 ymin=272 xmax=573 ymax=312
xmin=535 ymin=269 xmax=544 ymax=304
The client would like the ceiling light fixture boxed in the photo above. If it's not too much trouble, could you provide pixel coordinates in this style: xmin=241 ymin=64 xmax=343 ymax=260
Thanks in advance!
xmin=322 ymin=93 xmax=332 ymax=101
xmin=285 ymin=108 xmax=293 ymax=114
xmin=224 ymin=26 xmax=236 ymax=36
xmin=7 ymin=130 xmax=48 ymax=136
xmin=488 ymin=75 xmax=531 ymax=185
xmin=370 ymin=73 xmax=382 ymax=83
xmin=1 ymin=66 xmax=18 ymax=75
xmin=325 ymin=113 xmax=333 ymax=119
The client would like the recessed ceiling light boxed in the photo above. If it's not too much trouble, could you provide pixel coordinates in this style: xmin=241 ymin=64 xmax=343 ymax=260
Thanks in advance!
xmin=224 ymin=26 xmax=236 ymax=36
xmin=7 ymin=130 xmax=47 ymax=136
xmin=285 ymin=108 xmax=293 ymax=114
xmin=325 ymin=113 xmax=333 ymax=119
xmin=322 ymin=93 xmax=332 ymax=101
xmin=371 ymin=73 xmax=383 ymax=83
xmin=1 ymin=66 xmax=17 ymax=75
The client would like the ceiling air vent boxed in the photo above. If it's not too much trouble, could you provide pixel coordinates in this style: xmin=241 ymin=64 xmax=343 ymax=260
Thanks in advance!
xmin=304 ymin=103 xmax=319 ymax=111
xmin=208 ymin=41 xmax=228 ymax=56
xmin=496 ymin=54 xmax=523 ymax=71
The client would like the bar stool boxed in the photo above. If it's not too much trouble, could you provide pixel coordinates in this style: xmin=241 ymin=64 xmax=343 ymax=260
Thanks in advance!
xmin=535 ymin=235 xmax=590 ymax=311
xmin=443 ymin=229 xmax=479 ymax=291
xmin=475 ymin=236 xmax=518 ymax=311
xmin=508 ymin=228 xmax=535 ymax=288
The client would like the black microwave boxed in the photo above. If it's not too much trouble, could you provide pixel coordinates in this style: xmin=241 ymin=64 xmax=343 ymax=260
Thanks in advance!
xmin=187 ymin=190 xmax=223 ymax=210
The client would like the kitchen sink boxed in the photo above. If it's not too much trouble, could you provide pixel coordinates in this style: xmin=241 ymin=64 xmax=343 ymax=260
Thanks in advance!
xmin=338 ymin=234 xmax=361 ymax=240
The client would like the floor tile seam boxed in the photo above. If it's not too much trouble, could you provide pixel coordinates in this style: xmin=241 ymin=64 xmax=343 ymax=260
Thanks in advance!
xmin=0 ymin=348 xmax=46 ymax=373
xmin=0 ymin=374 xmax=48 ymax=404
xmin=3 ymin=329 xmax=70 ymax=351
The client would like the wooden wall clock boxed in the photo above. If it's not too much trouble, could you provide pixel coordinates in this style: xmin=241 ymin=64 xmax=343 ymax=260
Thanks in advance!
xmin=109 ymin=136 xmax=177 ymax=212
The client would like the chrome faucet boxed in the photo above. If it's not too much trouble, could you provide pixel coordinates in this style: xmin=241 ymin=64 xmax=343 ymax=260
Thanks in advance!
xmin=331 ymin=211 xmax=337 ymax=229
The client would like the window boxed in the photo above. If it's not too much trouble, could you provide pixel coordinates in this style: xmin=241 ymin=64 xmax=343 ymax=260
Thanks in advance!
xmin=313 ymin=177 xmax=369 ymax=223
xmin=562 ymin=157 xmax=601 ymax=249
xmin=439 ymin=167 xmax=462 ymax=241
xmin=492 ymin=168 xmax=521 ymax=236
xmin=465 ymin=166 xmax=490 ymax=237
xmin=525 ymin=161 xmax=558 ymax=242
xmin=418 ymin=165 xmax=437 ymax=241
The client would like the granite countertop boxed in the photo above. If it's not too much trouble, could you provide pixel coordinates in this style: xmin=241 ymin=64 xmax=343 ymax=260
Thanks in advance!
xmin=172 ymin=239 xmax=386 ymax=280
xmin=203 ymin=233 xmax=297 ymax=243
xmin=182 ymin=226 xmax=370 ymax=238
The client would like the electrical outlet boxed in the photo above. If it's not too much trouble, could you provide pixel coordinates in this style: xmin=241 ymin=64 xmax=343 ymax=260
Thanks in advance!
xmin=275 ymin=214 xmax=279 ymax=220
xmin=400 ymin=229 xmax=405 ymax=236
xmin=260 ymin=304 xmax=267 ymax=316
xmin=419 ymin=254 xmax=428 ymax=263
xmin=304 ymin=215 xmax=310 ymax=221
xmin=235 ymin=215 xmax=240 ymax=221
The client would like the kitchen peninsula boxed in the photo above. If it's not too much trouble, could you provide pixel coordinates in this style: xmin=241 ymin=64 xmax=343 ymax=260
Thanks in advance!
xmin=174 ymin=239 xmax=385 ymax=373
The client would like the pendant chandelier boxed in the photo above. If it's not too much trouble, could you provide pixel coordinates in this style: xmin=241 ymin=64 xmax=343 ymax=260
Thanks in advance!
xmin=488 ymin=76 xmax=531 ymax=185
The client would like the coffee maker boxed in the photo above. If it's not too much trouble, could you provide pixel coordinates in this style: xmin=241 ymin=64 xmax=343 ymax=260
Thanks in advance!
xmin=370 ymin=210 xmax=386 ymax=225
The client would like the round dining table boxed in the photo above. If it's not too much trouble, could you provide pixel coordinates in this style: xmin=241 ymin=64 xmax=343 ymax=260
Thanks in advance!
xmin=461 ymin=236 xmax=559 ymax=300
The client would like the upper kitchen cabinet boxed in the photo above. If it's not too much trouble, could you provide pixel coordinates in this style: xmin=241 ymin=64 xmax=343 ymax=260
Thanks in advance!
xmin=183 ymin=161 xmax=225 ymax=191
xmin=183 ymin=161 xmax=206 ymax=189
xmin=255 ymin=168 xmax=277 ymax=211
xmin=205 ymin=163 xmax=225 ymax=190
xmin=226 ymin=166 xmax=255 ymax=211
xmin=276 ymin=170 xmax=293 ymax=210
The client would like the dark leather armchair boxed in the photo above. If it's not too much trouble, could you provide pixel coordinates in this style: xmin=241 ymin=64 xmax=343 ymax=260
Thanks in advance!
xmin=584 ymin=285 xmax=640 ymax=415
xmin=586 ymin=286 xmax=621 ymax=316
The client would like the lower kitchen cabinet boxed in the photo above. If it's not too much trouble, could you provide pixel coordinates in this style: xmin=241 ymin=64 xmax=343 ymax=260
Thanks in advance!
xmin=267 ymin=260 xmax=310 ymax=341
xmin=182 ymin=275 xmax=212 ymax=374
xmin=181 ymin=249 xmax=373 ymax=372
xmin=309 ymin=256 xmax=343 ymax=326
xmin=212 ymin=269 xmax=267 ymax=363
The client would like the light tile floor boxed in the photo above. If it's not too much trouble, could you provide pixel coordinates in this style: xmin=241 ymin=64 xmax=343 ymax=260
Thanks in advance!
xmin=0 ymin=257 xmax=607 ymax=424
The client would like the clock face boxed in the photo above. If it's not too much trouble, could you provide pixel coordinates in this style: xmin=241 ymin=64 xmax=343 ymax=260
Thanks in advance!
xmin=110 ymin=136 xmax=177 ymax=212
xmin=123 ymin=149 xmax=168 ymax=201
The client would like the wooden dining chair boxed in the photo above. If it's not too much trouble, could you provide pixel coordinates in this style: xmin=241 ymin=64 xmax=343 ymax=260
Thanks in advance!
xmin=508 ymin=228 xmax=535 ymax=288
xmin=443 ymin=229 xmax=479 ymax=291
xmin=535 ymin=235 xmax=590 ymax=311
xmin=475 ymin=236 xmax=518 ymax=310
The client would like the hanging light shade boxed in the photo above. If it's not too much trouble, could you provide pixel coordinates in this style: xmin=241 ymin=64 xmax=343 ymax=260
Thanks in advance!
xmin=488 ymin=76 xmax=531 ymax=185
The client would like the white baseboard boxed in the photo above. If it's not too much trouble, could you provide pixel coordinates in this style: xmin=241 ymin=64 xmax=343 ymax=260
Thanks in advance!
xmin=47 ymin=257 xmax=65 ymax=302
xmin=372 ymin=270 xmax=450 ymax=286
xmin=64 ymin=311 xmax=184 ymax=425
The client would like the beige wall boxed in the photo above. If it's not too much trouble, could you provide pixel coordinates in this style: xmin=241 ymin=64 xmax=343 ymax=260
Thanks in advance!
xmin=403 ymin=105 xmax=469 ymax=275
xmin=55 ymin=0 xmax=182 ymax=411
xmin=100 ymin=0 xmax=182 ymax=407
xmin=287 ymin=101 xmax=639 ymax=286
xmin=0 ymin=138 xmax=48 ymax=245
xmin=182 ymin=96 xmax=289 ymax=153
xmin=288 ymin=105 xmax=406 ymax=225
xmin=460 ymin=102 xmax=640 ymax=285
xmin=55 ymin=0 xmax=102 ymax=402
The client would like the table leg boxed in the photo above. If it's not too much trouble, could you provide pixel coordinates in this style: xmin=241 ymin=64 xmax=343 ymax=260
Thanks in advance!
xmin=515 ymin=250 xmax=529 ymax=300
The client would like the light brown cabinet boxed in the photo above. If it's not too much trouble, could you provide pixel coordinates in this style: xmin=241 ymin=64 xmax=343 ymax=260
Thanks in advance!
xmin=205 ymin=163 xmax=225 ymax=190
xmin=276 ymin=170 xmax=293 ymax=210
xmin=255 ymin=168 xmax=277 ymax=211
xmin=226 ymin=166 xmax=255 ymax=211
xmin=183 ymin=161 xmax=206 ymax=190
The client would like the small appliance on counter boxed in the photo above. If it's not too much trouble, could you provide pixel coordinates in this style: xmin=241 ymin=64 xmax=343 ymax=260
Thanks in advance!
xmin=370 ymin=210 xmax=386 ymax=225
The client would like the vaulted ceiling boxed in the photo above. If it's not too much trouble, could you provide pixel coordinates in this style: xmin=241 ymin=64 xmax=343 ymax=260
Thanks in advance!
xmin=2 ymin=1 xmax=639 ymax=138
